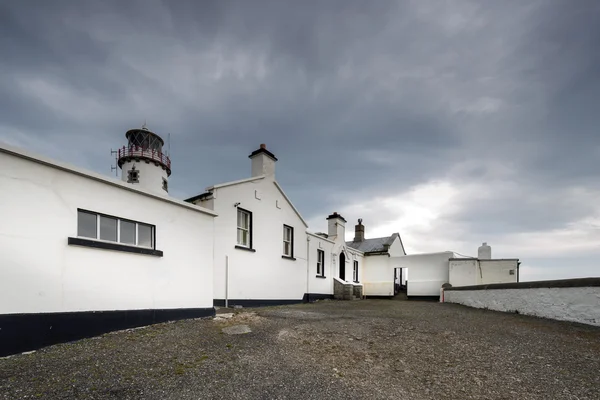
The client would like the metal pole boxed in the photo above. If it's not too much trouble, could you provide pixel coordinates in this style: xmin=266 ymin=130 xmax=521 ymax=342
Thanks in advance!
xmin=225 ymin=255 xmax=229 ymax=308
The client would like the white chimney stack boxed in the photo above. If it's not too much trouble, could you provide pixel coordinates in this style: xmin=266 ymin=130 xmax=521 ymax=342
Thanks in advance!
xmin=326 ymin=212 xmax=346 ymax=239
xmin=478 ymin=242 xmax=492 ymax=259
xmin=249 ymin=143 xmax=277 ymax=178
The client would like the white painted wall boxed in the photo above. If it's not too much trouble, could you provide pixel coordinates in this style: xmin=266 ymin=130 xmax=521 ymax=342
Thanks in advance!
xmin=450 ymin=259 xmax=518 ymax=287
xmin=363 ymin=255 xmax=393 ymax=296
xmin=444 ymin=287 xmax=600 ymax=326
xmin=0 ymin=147 xmax=215 ymax=314
xmin=394 ymin=252 xmax=454 ymax=296
xmin=307 ymin=233 xmax=335 ymax=296
xmin=479 ymin=260 xmax=518 ymax=284
xmin=120 ymin=159 xmax=169 ymax=195
xmin=361 ymin=237 xmax=405 ymax=296
xmin=449 ymin=259 xmax=478 ymax=287
xmin=208 ymin=177 xmax=309 ymax=301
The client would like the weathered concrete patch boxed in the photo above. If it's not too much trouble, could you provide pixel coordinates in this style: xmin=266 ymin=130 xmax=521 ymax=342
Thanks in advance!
xmin=222 ymin=325 xmax=252 ymax=335
xmin=214 ymin=313 xmax=234 ymax=321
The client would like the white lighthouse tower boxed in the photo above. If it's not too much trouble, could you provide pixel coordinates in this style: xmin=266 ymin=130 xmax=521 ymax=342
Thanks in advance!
xmin=117 ymin=124 xmax=171 ymax=194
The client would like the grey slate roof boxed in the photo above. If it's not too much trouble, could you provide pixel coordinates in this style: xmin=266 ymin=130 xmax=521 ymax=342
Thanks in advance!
xmin=346 ymin=233 xmax=401 ymax=254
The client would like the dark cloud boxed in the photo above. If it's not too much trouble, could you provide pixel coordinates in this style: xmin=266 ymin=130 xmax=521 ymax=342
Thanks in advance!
xmin=1 ymin=0 xmax=599 ymax=279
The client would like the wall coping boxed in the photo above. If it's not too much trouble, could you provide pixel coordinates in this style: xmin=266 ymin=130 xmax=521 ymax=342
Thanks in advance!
xmin=444 ymin=277 xmax=600 ymax=291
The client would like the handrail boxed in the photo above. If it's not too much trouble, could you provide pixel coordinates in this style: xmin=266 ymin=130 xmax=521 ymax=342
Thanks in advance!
xmin=117 ymin=146 xmax=171 ymax=169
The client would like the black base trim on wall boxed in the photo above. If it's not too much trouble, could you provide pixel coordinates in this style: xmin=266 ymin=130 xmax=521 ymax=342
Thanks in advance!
xmin=214 ymin=299 xmax=303 ymax=307
xmin=0 ymin=307 xmax=215 ymax=357
xmin=303 ymin=293 xmax=334 ymax=302
xmin=214 ymin=294 xmax=334 ymax=308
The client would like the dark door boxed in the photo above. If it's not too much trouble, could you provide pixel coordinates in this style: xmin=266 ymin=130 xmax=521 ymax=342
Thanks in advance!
xmin=339 ymin=252 xmax=346 ymax=280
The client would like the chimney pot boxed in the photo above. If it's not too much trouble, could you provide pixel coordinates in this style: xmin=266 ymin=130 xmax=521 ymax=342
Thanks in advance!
xmin=354 ymin=218 xmax=365 ymax=242
xmin=260 ymin=143 xmax=266 ymax=149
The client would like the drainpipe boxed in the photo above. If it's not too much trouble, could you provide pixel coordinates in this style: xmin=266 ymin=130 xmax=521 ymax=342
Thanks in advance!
xmin=306 ymin=236 xmax=311 ymax=303
xmin=225 ymin=255 xmax=229 ymax=308
xmin=517 ymin=261 xmax=521 ymax=283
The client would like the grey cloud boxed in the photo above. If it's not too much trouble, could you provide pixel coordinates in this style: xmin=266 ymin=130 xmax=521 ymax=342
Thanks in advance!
xmin=1 ymin=0 xmax=599 ymax=279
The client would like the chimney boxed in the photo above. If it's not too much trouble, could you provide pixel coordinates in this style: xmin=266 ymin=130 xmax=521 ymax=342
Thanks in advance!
xmin=478 ymin=242 xmax=492 ymax=260
xmin=354 ymin=218 xmax=364 ymax=242
xmin=326 ymin=212 xmax=346 ymax=239
xmin=249 ymin=143 xmax=277 ymax=178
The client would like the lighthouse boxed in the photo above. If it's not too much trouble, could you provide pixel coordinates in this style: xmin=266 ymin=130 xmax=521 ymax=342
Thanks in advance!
xmin=117 ymin=124 xmax=171 ymax=194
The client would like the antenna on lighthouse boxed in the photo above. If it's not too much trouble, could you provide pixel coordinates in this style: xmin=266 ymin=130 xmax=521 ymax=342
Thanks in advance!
xmin=110 ymin=149 xmax=119 ymax=177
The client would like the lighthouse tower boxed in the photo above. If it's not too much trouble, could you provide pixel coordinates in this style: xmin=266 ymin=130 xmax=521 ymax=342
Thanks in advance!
xmin=117 ymin=124 xmax=171 ymax=194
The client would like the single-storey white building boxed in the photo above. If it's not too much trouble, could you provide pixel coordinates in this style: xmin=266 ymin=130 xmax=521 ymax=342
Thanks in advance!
xmin=0 ymin=126 xmax=216 ymax=357
xmin=391 ymin=243 xmax=519 ymax=297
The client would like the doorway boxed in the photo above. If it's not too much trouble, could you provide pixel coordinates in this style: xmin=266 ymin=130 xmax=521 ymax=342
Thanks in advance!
xmin=339 ymin=252 xmax=346 ymax=281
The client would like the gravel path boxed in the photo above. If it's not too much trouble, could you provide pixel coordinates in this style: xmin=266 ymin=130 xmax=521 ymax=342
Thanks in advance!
xmin=1 ymin=299 xmax=599 ymax=399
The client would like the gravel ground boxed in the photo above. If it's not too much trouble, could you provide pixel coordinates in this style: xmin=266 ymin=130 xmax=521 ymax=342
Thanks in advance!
xmin=1 ymin=299 xmax=599 ymax=400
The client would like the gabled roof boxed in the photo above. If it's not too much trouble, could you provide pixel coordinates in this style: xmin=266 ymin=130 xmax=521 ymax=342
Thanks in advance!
xmin=346 ymin=233 xmax=403 ymax=254
xmin=184 ymin=175 xmax=265 ymax=203
xmin=184 ymin=176 xmax=308 ymax=228
xmin=274 ymin=181 xmax=308 ymax=228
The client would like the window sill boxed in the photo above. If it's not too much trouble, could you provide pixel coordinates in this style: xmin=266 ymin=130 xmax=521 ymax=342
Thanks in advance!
xmin=281 ymin=255 xmax=296 ymax=261
xmin=316 ymin=275 xmax=327 ymax=279
xmin=68 ymin=237 xmax=163 ymax=257
xmin=235 ymin=245 xmax=256 ymax=253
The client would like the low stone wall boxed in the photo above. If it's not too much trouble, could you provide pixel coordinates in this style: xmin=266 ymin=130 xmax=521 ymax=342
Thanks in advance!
xmin=334 ymin=279 xmax=362 ymax=300
xmin=353 ymin=284 xmax=363 ymax=299
xmin=442 ymin=278 xmax=600 ymax=326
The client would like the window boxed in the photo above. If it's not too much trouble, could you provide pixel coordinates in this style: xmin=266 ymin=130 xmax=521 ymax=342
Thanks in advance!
xmin=162 ymin=177 xmax=168 ymax=192
xmin=76 ymin=209 xmax=155 ymax=248
xmin=353 ymin=260 xmax=359 ymax=282
xmin=127 ymin=166 xmax=139 ymax=183
xmin=100 ymin=215 xmax=117 ymax=241
xmin=237 ymin=208 xmax=251 ymax=248
xmin=283 ymin=225 xmax=294 ymax=257
xmin=317 ymin=249 xmax=325 ymax=277
xmin=77 ymin=210 xmax=97 ymax=238
xmin=120 ymin=220 xmax=136 ymax=245
xmin=509 ymin=269 xmax=515 ymax=275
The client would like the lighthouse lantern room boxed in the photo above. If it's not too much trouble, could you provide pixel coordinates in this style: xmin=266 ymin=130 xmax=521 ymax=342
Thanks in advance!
xmin=117 ymin=124 xmax=171 ymax=194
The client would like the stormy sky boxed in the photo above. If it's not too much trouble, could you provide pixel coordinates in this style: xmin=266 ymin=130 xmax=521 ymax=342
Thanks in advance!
xmin=1 ymin=0 xmax=599 ymax=281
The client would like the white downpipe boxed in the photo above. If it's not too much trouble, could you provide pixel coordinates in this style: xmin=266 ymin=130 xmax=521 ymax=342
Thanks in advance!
xmin=306 ymin=236 xmax=311 ymax=302
xmin=225 ymin=255 xmax=229 ymax=308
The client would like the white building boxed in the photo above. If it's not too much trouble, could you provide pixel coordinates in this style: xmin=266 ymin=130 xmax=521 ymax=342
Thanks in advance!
xmin=448 ymin=243 xmax=520 ymax=287
xmin=0 ymin=126 xmax=216 ymax=357
xmin=391 ymin=243 xmax=519 ymax=297
xmin=186 ymin=144 xmax=408 ymax=305
xmin=0 ymin=129 xmax=520 ymax=355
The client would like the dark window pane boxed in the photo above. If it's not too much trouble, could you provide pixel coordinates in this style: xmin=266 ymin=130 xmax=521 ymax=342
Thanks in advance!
xmin=120 ymin=220 xmax=136 ymax=245
xmin=99 ymin=216 xmax=117 ymax=242
xmin=78 ymin=211 xmax=97 ymax=238
xmin=138 ymin=224 xmax=153 ymax=248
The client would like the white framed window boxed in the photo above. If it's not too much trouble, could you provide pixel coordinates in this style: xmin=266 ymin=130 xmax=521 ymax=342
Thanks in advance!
xmin=77 ymin=209 xmax=155 ymax=249
xmin=317 ymin=249 xmax=325 ymax=277
xmin=283 ymin=225 xmax=294 ymax=257
xmin=353 ymin=260 xmax=359 ymax=282
xmin=237 ymin=208 xmax=251 ymax=248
